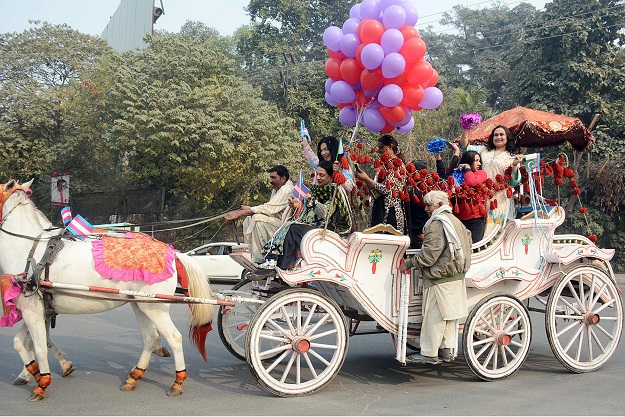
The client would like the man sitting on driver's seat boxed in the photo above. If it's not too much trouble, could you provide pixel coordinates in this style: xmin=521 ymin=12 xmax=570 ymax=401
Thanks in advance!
xmin=224 ymin=165 xmax=294 ymax=265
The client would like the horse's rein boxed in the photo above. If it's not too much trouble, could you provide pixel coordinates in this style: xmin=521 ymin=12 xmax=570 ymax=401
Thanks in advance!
xmin=0 ymin=186 xmax=62 ymax=241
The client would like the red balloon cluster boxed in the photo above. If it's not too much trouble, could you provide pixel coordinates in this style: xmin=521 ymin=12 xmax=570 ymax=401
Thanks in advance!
xmin=323 ymin=0 xmax=443 ymax=134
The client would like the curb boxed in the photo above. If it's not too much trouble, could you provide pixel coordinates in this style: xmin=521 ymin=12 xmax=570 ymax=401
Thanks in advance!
xmin=616 ymin=274 xmax=625 ymax=286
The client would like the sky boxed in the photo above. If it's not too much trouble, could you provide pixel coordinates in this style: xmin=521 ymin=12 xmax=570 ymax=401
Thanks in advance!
xmin=0 ymin=0 xmax=550 ymax=38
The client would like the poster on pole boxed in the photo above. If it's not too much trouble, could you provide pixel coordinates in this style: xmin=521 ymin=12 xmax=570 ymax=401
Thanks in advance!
xmin=51 ymin=171 xmax=70 ymax=206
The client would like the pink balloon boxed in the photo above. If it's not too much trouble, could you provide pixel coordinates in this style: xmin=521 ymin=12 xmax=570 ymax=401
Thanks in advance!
xmin=339 ymin=106 xmax=358 ymax=126
xmin=363 ymin=107 xmax=386 ymax=132
xmin=382 ymin=5 xmax=406 ymax=29
xmin=401 ymin=0 xmax=419 ymax=26
xmin=380 ymin=28 xmax=404 ymax=54
xmin=419 ymin=87 xmax=444 ymax=110
xmin=381 ymin=52 xmax=405 ymax=78
xmin=397 ymin=116 xmax=415 ymax=133
xmin=323 ymin=26 xmax=343 ymax=52
xmin=378 ymin=84 xmax=403 ymax=107
xmin=361 ymin=43 xmax=385 ymax=70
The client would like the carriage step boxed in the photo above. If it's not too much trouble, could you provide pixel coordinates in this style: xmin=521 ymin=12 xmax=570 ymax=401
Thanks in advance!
xmin=230 ymin=253 xmax=258 ymax=271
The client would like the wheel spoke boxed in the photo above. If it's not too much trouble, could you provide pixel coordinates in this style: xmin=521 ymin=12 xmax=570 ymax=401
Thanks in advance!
xmin=586 ymin=324 xmax=592 ymax=360
xmin=503 ymin=314 xmax=522 ymax=334
xmin=505 ymin=344 xmax=520 ymax=356
xmin=265 ymin=349 xmax=291 ymax=373
xmin=308 ymin=329 xmax=338 ymax=341
xmin=554 ymin=313 xmax=583 ymax=320
xmin=297 ymin=300 xmax=302 ymax=333
xmin=589 ymin=327 xmax=607 ymax=355
xmin=594 ymin=323 xmax=616 ymax=339
xmin=258 ymin=333 xmax=289 ymax=343
xmin=260 ymin=343 xmax=291 ymax=360
xmin=232 ymin=331 xmax=247 ymax=343
xmin=280 ymin=306 xmax=296 ymax=334
xmin=563 ymin=324 xmax=584 ymax=357
xmin=310 ymin=342 xmax=339 ymax=350
xmin=471 ymin=336 xmax=495 ymax=347
xmin=481 ymin=344 xmax=496 ymax=368
xmin=302 ymin=303 xmax=318 ymax=329
xmin=509 ymin=339 xmax=525 ymax=349
xmin=566 ymin=280 xmax=585 ymax=313
xmin=303 ymin=352 xmax=318 ymax=378
xmin=296 ymin=353 xmax=301 ymax=385
xmin=279 ymin=352 xmax=296 ymax=383
xmin=578 ymin=273 xmax=586 ymax=311
xmin=593 ymin=299 xmax=615 ymax=315
xmin=305 ymin=313 xmax=331 ymax=337
xmin=308 ymin=348 xmax=331 ymax=366
xmin=556 ymin=319 xmax=582 ymax=338
xmin=589 ymin=282 xmax=608 ymax=311
xmin=507 ymin=328 xmax=526 ymax=337
xmin=266 ymin=318 xmax=293 ymax=339
xmin=499 ymin=345 xmax=508 ymax=367
xmin=478 ymin=313 xmax=497 ymax=334
xmin=557 ymin=294 xmax=583 ymax=316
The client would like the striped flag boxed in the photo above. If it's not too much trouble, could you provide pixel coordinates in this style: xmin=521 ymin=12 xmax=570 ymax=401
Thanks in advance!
xmin=525 ymin=153 xmax=541 ymax=173
xmin=300 ymin=120 xmax=310 ymax=143
xmin=292 ymin=170 xmax=310 ymax=200
xmin=66 ymin=214 xmax=94 ymax=241
xmin=60 ymin=206 xmax=72 ymax=225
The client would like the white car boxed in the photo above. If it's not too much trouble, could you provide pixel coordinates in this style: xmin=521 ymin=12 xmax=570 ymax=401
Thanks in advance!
xmin=185 ymin=242 xmax=249 ymax=282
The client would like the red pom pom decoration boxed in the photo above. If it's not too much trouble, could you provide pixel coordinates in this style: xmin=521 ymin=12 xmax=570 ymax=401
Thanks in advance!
xmin=579 ymin=207 xmax=587 ymax=214
xmin=588 ymin=234 xmax=597 ymax=243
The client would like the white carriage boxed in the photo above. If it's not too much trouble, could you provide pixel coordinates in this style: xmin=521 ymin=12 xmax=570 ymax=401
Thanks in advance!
xmin=218 ymin=201 xmax=623 ymax=396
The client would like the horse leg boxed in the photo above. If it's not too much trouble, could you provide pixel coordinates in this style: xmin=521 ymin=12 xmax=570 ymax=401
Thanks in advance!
xmin=13 ymin=323 xmax=35 ymax=385
xmin=137 ymin=304 xmax=187 ymax=396
xmin=120 ymin=303 xmax=162 ymax=391
xmin=46 ymin=320 xmax=75 ymax=377
xmin=18 ymin=297 xmax=52 ymax=401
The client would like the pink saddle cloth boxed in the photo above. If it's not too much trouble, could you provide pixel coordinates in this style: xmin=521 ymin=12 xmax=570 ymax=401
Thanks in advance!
xmin=1 ymin=274 xmax=22 ymax=327
xmin=92 ymin=232 xmax=177 ymax=284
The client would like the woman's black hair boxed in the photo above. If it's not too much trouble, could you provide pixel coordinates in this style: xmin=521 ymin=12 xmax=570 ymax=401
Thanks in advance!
xmin=317 ymin=160 xmax=335 ymax=178
xmin=486 ymin=125 xmax=518 ymax=153
xmin=317 ymin=136 xmax=339 ymax=162
xmin=378 ymin=134 xmax=406 ymax=163
xmin=459 ymin=151 xmax=480 ymax=170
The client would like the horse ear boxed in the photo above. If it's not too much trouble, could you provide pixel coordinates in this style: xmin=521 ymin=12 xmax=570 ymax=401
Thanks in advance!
xmin=4 ymin=179 xmax=16 ymax=191
xmin=22 ymin=179 xmax=34 ymax=191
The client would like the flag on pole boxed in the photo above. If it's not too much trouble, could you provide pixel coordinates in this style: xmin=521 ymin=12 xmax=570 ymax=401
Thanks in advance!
xmin=525 ymin=153 xmax=541 ymax=173
xmin=60 ymin=206 xmax=72 ymax=225
xmin=337 ymin=138 xmax=344 ymax=160
xmin=66 ymin=214 xmax=94 ymax=241
xmin=300 ymin=120 xmax=311 ymax=144
xmin=292 ymin=170 xmax=310 ymax=200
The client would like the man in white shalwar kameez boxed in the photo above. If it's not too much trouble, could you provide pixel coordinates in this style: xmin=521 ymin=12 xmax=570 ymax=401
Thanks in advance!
xmin=400 ymin=190 xmax=472 ymax=365
xmin=225 ymin=165 xmax=294 ymax=263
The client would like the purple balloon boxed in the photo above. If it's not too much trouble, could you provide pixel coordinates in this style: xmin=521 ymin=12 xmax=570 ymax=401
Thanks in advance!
xmin=353 ymin=80 xmax=362 ymax=90
xmin=368 ymin=99 xmax=381 ymax=110
xmin=331 ymin=80 xmax=357 ymax=103
xmin=363 ymin=107 xmax=386 ymax=132
xmin=325 ymin=92 xmax=338 ymax=107
xmin=323 ymin=26 xmax=343 ymax=52
xmin=380 ymin=28 xmax=404 ymax=54
xmin=325 ymin=78 xmax=334 ymax=94
xmin=419 ymin=87 xmax=444 ymax=110
xmin=380 ymin=0 xmax=402 ymax=11
xmin=401 ymin=0 xmax=419 ymax=26
xmin=364 ymin=86 xmax=382 ymax=98
xmin=397 ymin=116 xmax=415 ymax=133
xmin=382 ymin=5 xmax=406 ymax=29
xmin=339 ymin=106 xmax=358 ymax=126
xmin=378 ymin=84 xmax=403 ymax=107
xmin=361 ymin=43 xmax=385 ymax=70
xmin=360 ymin=0 xmax=381 ymax=20
xmin=340 ymin=33 xmax=361 ymax=59
xmin=381 ymin=52 xmax=406 ymax=78
xmin=342 ymin=17 xmax=360 ymax=35
xmin=391 ymin=109 xmax=413 ymax=127
xmin=350 ymin=3 xmax=361 ymax=19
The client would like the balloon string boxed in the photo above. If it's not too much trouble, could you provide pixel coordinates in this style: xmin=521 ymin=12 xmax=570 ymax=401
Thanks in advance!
xmin=349 ymin=107 xmax=364 ymax=149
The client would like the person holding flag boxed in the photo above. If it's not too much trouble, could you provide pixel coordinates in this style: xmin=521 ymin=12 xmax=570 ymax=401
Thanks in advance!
xmin=298 ymin=132 xmax=354 ymax=193
xmin=224 ymin=165 xmax=294 ymax=264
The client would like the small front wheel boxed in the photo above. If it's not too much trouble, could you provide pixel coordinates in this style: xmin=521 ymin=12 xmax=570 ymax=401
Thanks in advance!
xmin=463 ymin=293 xmax=532 ymax=381
xmin=245 ymin=288 xmax=349 ymax=397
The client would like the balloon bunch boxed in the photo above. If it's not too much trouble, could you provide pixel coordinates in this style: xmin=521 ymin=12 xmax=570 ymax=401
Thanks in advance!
xmin=323 ymin=0 xmax=442 ymax=135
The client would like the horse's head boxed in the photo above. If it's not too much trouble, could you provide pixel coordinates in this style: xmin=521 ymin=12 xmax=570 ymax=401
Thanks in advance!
xmin=1 ymin=179 xmax=33 ymax=219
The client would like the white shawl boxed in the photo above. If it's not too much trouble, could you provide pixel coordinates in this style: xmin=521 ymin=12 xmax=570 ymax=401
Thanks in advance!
xmin=424 ymin=204 xmax=465 ymax=263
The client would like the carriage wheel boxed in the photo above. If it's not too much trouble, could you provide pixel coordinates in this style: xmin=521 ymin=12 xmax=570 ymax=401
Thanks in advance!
xmin=463 ymin=293 xmax=532 ymax=381
xmin=245 ymin=288 xmax=349 ymax=397
xmin=218 ymin=279 xmax=257 ymax=361
xmin=545 ymin=266 xmax=623 ymax=373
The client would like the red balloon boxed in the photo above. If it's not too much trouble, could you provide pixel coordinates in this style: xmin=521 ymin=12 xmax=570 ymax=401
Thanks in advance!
xmin=325 ymin=58 xmax=343 ymax=81
xmin=360 ymin=19 xmax=385 ymax=45
xmin=355 ymin=89 xmax=372 ymax=108
xmin=399 ymin=26 xmax=420 ymax=41
xmin=383 ymin=71 xmax=407 ymax=87
xmin=406 ymin=60 xmax=433 ymax=85
xmin=380 ymin=105 xmax=408 ymax=123
xmin=424 ymin=69 xmax=439 ymax=88
xmin=327 ymin=48 xmax=346 ymax=60
xmin=400 ymin=38 xmax=426 ymax=65
xmin=360 ymin=68 xmax=383 ymax=90
xmin=401 ymin=84 xmax=425 ymax=108
xmin=380 ymin=122 xmax=396 ymax=134
xmin=355 ymin=43 xmax=366 ymax=68
xmin=338 ymin=102 xmax=354 ymax=110
xmin=340 ymin=58 xmax=363 ymax=85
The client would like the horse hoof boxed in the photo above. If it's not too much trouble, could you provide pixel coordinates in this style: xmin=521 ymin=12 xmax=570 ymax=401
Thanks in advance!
xmin=120 ymin=382 xmax=136 ymax=392
xmin=12 ymin=377 xmax=29 ymax=385
xmin=62 ymin=364 xmax=75 ymax=377
xmin=153 ymin=347 xmax=171 ymax=357
xmin=166 ymin=387 xmax=183 ymax=397
xmin=27 ymin=393 xmax=44 ymax=402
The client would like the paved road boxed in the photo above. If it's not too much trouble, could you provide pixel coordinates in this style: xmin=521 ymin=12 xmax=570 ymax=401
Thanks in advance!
xmin=1 ymin=282 xmax=624 ymax=415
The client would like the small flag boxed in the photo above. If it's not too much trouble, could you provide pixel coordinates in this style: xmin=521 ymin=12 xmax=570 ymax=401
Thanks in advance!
xmin=292 ymin=170 xmax=310 ymax=200
xmin=66 ymin=214 xmax=94 ymax=241
xmin=337 ymin=138 xmax=344 ymax=159
xmin=60 ymin=206 xmax=72 ymax=225
xmin=300 ymin=120 xmax=310 ymax=143
xmin=525 ymin=153 xmax=541 ymax=173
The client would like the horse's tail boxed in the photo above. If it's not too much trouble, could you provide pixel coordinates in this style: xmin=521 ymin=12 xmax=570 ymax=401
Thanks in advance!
xmin=175 ymin=253 xmax=214 ymax=362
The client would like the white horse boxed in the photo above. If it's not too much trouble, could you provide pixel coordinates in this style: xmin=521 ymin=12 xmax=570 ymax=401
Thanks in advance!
xmin=0 ymin=179 xmax=214 ymax=401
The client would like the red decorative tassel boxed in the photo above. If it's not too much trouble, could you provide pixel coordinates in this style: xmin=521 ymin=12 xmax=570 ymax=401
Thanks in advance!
xmin=340 ymin=156 xmax=350 ymax=170
xmin=588 ymin=234 xmax=597 ymax=243
xmin=506 ymin=188 xmax=513 ymax=198
xmin=385 ymin=180 xmax=391 ymax=189
xmin=333 ymin=171 xmax=346 ymax=185
xmin=350 ymin=153 xmax=358 ymax=161
xmin=579 ymin=207 xmax=587 ymax=214
xmin=364 ymin=199 xmax=370 ymax=207
xmin=572 ymin=187 xmax=581 ymax=195
xmin=364 ymin=155 xmax=371 ymax=163
xmin=570 ymin=179 xmax=578 ymax=188
xmin=554 ymin=177 xmax=564 ymax=186
xmin=374 ymin=159 xmax=381 ymax=168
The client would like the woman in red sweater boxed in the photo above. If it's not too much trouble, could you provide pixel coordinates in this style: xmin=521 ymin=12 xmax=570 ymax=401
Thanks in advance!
xmin=455 ymin=151 xmax=487 ymax=243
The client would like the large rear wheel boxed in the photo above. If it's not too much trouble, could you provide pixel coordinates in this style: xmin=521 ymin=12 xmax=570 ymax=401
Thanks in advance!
xmin=545 ymin=266 xmax=623 ymax=373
